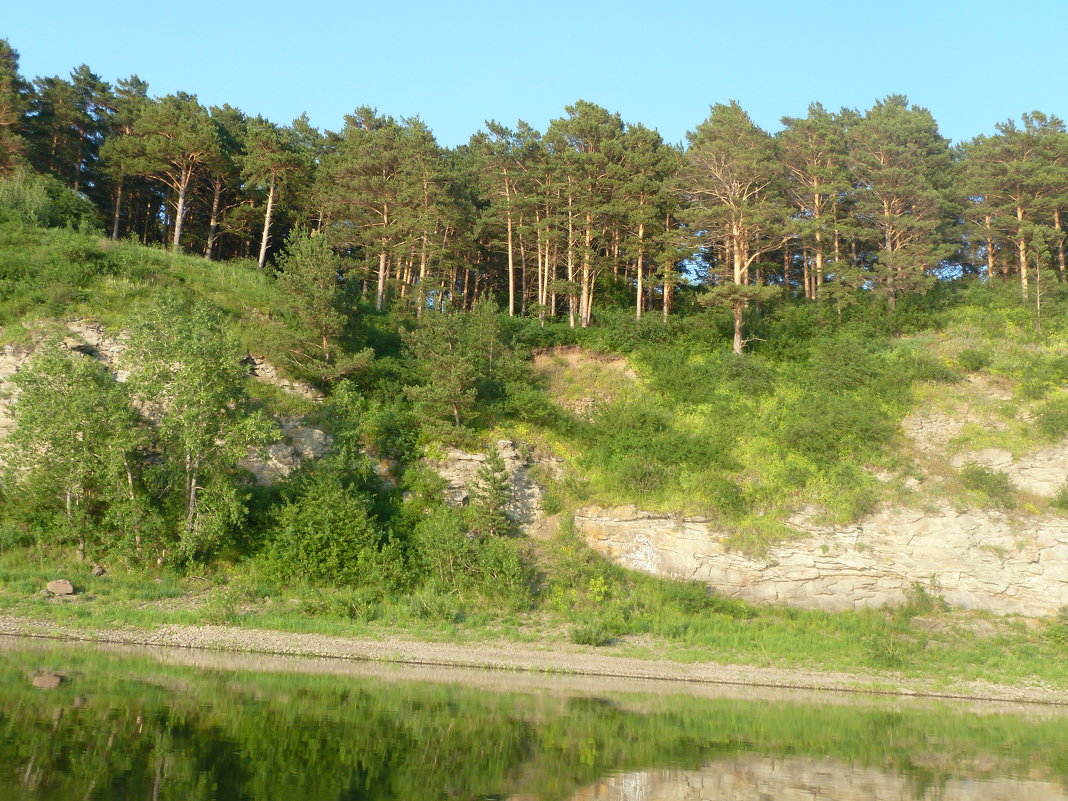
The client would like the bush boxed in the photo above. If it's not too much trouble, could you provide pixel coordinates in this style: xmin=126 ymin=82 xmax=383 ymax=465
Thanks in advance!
xmin=1051 ymin=485 xmax=1068 ymax=514
xmin=410 ymin=506 xmax=534 ymax=609
xmin=959 ymin=463 xmax=1016 ymax=509
xmin=0 ymin=169 xmax=98 ymax=230
xmin=1036 ymin=395 xmax=1068 ymax=441
xmin=776 ymin=390 xmax=895 ymax=465
xmin=1019 ymin=355 xmax=1068 ymax=400
xmin=957 ymin=348 xmax=992 ymax=373
xmin=264 ymin=471 xmax=392 ymax=586
xmin=569 ymin=620 xmax=617 ymax=646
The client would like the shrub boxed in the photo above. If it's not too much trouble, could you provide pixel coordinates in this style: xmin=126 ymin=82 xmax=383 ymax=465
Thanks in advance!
xmin=1051 ymin=485 xmax=1068 ymax=514
xmin=957 ymin=348 xmax=991 ymax=373
xmin=959 ymin=463 xmax=1016 ymax=509
xmin=0 ymin=169 xmax=98 ymax=230
xmin=264 ymin=471 xmax=390 ymax=586
xmin=1036 ymin=395 xmax=1068 ymax=441
xmin=569 ymin=620 xmax=617 ymax=646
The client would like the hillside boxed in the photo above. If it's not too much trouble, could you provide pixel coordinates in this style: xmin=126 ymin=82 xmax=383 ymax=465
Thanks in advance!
xmin=2 ymin=217 xmax=1068 ymax=687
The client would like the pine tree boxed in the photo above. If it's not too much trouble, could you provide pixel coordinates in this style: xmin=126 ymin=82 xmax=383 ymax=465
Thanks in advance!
xmin=468 ymin=448 xmax=514 ymax=538
xmin=243 ymin=117 xmax=307 ymax=267
xmin=848 ymin=96 xmax=957 ymax=307
xmin=677 ymin=101 xmax=790 ymax=352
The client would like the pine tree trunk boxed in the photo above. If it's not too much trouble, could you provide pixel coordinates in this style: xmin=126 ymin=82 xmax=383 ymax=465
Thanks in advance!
xmin=635 ymin=222 xmax=645 ymax=320
xmin=1017 ymin=205 xmax=1029 ymax=300
xmin=580 ymin=212 xmax=593 ymax=328
xmin=111 ymin=179 xmax=124 ymax=240
xmin=505 ymin=185 xmax=515 ymax=317
xmin=984 ymin=215 xmax=996 ymax=279
xmin=205 ymin=178 xmax=222 ymax=260
xmin=732 ymin=301 xmax=744 ymax=355
xmin=257 ymin=179 xmax=276 ymax=269
xmin=1054 ymin=208 xmax=1066 ymax=278
xmin=566 ymin=190 xmax=576 ymax=328
xmin=376 ymin=247 xmax=388 ymax=311
xmin=171 ymin=170 xmax=191 ymax=252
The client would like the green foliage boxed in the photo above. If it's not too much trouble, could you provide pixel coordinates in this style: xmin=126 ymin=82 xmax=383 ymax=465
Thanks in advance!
xmin=402 ymin=298 xmax=524 ymax=433
xmin=1018 ymin=354 xmax=1068 ymax=400
xmin=0 ymin=168 xmax=98 ymax=229
xmin=958 ymin=463 xmax=1017 ymax=509
xmin=468 ymin=448 xmax=514 ymax=537
xmin=409 ymin=507 xmax=533 ymax=609
xmin=1 ymin=345 xmax=147 ymax=559
xmin=1036 ymin=394 xmax=1068 ymax=441
xmin=126 ymin=298 xmax=277 ymax=563
xmin=957 ymin=347 xmax=991 ymax=373
xmin=1051 ymin=485 xmax=1068 ymax=514
xmin=569 ymin=620 xmax=617 ymax=646
xmin=275 ymin=229 xmax=371 ymax=380
xmin=263 ymin=469 xmax=394 ymax=587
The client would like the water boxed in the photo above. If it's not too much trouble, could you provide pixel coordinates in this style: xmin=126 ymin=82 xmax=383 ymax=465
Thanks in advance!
xmin=1 ymin=637 xmax=1066 ymax=800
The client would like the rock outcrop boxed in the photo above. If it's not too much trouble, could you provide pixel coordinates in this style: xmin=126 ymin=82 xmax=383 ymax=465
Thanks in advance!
xmin=429 ymin=439 xmax=546 ymax=525
xmin=951 ymin=444 xmax=1068 ymax=499
xmin=0 ymin=322 xmax=331 ymax=484
xmin=245 ymin=354 xmax=324 ymax=402
xmin=575 ymin=503 xmax=1068 ymax=616
xmin=238 ymin=416 xmax=332 ymax=485
xmin=572 ymin=755 xmax=1068 ymax=801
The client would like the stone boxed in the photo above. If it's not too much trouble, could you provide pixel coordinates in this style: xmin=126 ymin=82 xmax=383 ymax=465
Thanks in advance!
xmin=428 ymin=439 xmax=545 ymax=524
xmin=45 ymin=579 xmax=75 ymax=596
xmin=238 ymin=416 xmax=333 ymax=486
xmin=30 ymin=671 xmax=63 ymax=690
xmin=90 ymin=564 xmax=106 ymax=577
xmin=573 ymin=504 xmax=1068 ymax=617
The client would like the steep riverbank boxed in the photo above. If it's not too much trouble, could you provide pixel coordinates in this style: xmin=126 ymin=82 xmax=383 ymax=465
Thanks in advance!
xmin=2 ymin=614 xmax=1066 ymax=706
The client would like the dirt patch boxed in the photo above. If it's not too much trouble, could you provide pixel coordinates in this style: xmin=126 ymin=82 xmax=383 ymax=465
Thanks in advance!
xmin=532 ymin=346 xmax=637 ymax=417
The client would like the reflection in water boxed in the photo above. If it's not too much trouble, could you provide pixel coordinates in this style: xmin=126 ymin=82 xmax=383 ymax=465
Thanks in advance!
xmin=0 ymin=639 xmax=1066 ymax=800
xmin=575 ymin=756 xmax=1068 ymax=801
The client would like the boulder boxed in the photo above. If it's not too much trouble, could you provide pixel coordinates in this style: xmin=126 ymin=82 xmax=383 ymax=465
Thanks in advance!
xmin=45 ymin=579 xmax=75 ymax=596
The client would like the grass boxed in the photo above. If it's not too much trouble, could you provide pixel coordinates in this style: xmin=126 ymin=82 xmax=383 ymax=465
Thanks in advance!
xmin=2 ymin=541 xmax=1067 ymax=689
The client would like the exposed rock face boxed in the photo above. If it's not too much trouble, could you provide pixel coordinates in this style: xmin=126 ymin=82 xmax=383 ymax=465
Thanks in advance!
xmin=1 ymin=322 xmax=331 ymax=484
xmin=429 ymin=439 xmax=544 ymax=525
xmin=951 ymin=443 xmax=1068 ymax=499
xmin=245 ymin=355 xmax=324 ymax=402
xmin=572 ymin=755 xmax=1068 ymax=801
xmin=238 ymin=416 xmax=332 ymax=486
xmin=66 ymin=319 xmax=129 ymax=379
xmin=575 ymin=503 xmax=1068 ymax=616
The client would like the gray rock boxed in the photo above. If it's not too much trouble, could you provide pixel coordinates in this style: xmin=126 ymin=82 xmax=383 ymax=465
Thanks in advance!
xmin=574 ymin=504 xmax=1068 ymax=617
xmin=428 ymin=439 xmax=545 ymax=525
xmin=45 ymin=579 xmax=75 ymax=596
xmin=30 ymin=671 xmax=64 ymax=690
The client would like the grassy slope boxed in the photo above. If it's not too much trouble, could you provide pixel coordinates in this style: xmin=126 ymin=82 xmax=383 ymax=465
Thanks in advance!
xmin=2 ymin=221 xmax=1068 ymax=687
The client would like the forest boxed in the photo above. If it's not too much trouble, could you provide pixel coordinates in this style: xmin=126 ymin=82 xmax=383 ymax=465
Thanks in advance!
xmin=1 ymin=38 xmax=1066 ymax=341
xmin=2 ymin=38 xmax=1068 ymax=671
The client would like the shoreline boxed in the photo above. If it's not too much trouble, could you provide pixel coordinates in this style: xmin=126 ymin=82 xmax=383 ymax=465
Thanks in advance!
xmin=2 ymin=614 xmax=1067 ymax=707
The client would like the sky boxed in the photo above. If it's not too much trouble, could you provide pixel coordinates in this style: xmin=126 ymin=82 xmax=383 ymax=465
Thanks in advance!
xmin=4 ymin=0 xmax=1066 ymax=148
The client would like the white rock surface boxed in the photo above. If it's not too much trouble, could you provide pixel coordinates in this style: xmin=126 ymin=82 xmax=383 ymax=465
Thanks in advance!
xmin=575 ymin=503 xmax=1068 ymax=616
xmin=574 ymin=755 xmax=1068 ymax=801
xmin=429 ymin=439 xmax=544 ymax=524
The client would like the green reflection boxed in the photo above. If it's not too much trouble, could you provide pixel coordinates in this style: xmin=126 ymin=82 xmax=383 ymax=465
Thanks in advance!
xmin=0 ymin=640 xmax=1066 ymax=800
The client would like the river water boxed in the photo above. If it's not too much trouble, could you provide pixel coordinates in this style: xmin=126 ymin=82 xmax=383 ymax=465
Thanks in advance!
xmin=1 ymin=637 xmax=1066 ymax=800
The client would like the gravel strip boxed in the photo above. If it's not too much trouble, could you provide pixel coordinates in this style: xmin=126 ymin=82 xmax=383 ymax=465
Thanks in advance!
xmin=1 ymin=614 xmax=1065 ymax=706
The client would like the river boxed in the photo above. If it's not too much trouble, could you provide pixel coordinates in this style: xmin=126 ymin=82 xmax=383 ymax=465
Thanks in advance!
xmin=1 ymin=637 xmax=1066 ymax=800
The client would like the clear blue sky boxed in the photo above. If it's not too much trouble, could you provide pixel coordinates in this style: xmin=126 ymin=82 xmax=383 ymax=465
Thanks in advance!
xmin=5 ymin=0 xmax=1066 ymax=147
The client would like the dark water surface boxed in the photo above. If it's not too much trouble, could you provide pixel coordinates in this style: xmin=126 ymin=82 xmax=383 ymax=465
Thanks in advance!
xmin=1 ymin=636 xmax=1066 ymax=800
